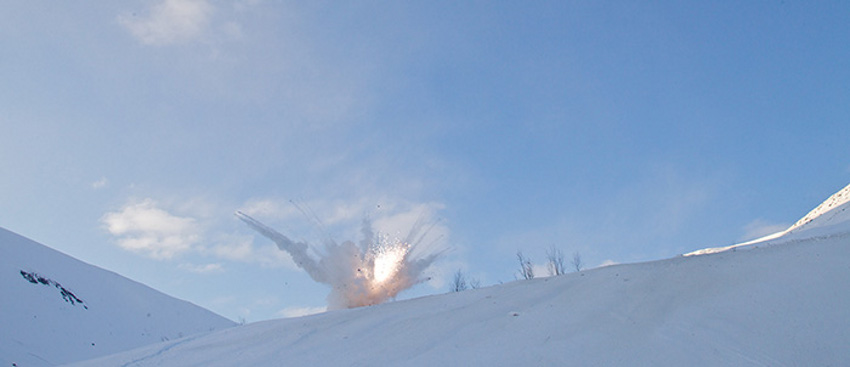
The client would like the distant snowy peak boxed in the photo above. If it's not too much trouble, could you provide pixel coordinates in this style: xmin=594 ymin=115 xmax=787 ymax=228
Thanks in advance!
xmin=786 ymin=182 xmax=850 ymax=233
xmin=686 ymin=182 xmax=850 ymax=256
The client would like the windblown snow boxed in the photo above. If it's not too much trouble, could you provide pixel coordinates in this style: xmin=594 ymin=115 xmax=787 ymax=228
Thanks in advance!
xmin=0 ymin=228 xmax=235 ymax=367
xmin=68 ymin=183 xmax=850 ymax=366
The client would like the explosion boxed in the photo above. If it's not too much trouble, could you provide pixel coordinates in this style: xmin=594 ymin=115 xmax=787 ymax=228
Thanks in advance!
xmin=235 ymin=211 xmax=443 ymax=310
xmin=372 ymin=239 xmax=406 ymax=284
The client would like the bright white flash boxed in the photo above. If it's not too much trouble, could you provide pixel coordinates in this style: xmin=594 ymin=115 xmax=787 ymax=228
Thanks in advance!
xmin=372 ymin=239 xmax=408 ymax=284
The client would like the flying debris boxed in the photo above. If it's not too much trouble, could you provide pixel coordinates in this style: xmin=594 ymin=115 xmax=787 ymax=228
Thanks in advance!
xmin=235 ymin=211 xmax=444 ymax=309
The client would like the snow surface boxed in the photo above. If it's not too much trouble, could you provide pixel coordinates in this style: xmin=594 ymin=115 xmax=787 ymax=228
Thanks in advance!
xmin=67 ymin=185 xmax=850 ymax=366
xmin=0 ymin=227 xmax=235 ymax=367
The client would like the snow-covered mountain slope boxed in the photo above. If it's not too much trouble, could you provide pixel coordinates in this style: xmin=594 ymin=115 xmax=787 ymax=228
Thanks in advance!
xmin=70 ymin=184 xmax=850 ymax=366
xmin=688 ymin=182 xmax=850 ymax=256
xmin=0 ymin=227 xmax=235 ymax=367
xmin=787 ymin=182 xmax=850 ymax=234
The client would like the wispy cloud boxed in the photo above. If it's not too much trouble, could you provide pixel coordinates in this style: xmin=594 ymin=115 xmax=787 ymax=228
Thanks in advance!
xmin=739 ymin=219 xmax=790 ymax=242
xmin=119 ymin=0 xmax=214 ymax=46
xmin=179 ymin=262 xmax=224 ymax=274
xmin=206 ymin=234 xmax=297 ymax=268
xmin=91 ymin=177 xmax=109 ymax=189
xmin=101 ymin=196 xmax=301 ymax=268
xmin=101 ymin=198 xmax=200 ymax=259
xmin=238 ymin=199 xmax=299 ymax=220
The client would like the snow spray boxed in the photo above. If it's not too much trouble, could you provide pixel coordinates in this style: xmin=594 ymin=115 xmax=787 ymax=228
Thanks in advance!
xmin=235 ymin=211 xmax=444 ymax=309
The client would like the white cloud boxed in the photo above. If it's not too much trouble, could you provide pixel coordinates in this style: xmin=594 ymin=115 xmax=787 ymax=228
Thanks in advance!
xmin=208 ymin=235 xmax=297 ymax=268
xmin=102 ymin=198 xmax=200 ymax=259
xmin=119 ymin=0 xmax=214 ymax=45
xmin=91 ymin=177 xmax=109 ymax=189
xmin=739 ymin=219 xmax=790 ymax=242
xmin=179 ymin=262 xmax=224 ymax=274
xmin=238 ymin=198 xmax=298 ymax=219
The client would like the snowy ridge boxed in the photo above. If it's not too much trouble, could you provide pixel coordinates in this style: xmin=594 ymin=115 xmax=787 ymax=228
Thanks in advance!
xmin=787 ymin=182 xmax=850 ymax=233
xmin=686 ymin=182 xmax=850 ymax=256
xmin=68 ymin=184 xmax=850 ymax=366
xmin=0 ymin=227 xmax=236 ymax=367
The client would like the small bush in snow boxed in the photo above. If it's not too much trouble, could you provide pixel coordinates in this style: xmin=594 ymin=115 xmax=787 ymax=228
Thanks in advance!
xmin=546 ymin=246 xmax=566 ymax=276
xmin=572 ymin=251 xmax=583 ymax=272
xmin=450 ymin=269 xmax=468 ymax=292
xmin=516 ymin=251 xmax=534 ymax=280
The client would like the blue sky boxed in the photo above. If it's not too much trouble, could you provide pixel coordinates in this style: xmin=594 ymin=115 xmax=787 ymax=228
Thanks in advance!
xmin=2 ymin=1 xmax=849 ymax=322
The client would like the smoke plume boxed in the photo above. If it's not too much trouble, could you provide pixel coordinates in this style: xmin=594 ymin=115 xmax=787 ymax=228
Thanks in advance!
xmin=235 ymin=211 xmax=444 ymax=310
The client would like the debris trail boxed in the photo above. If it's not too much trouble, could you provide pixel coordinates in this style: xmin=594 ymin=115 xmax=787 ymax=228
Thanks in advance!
xmin=235 ymin=211 xmax=327 ymax=283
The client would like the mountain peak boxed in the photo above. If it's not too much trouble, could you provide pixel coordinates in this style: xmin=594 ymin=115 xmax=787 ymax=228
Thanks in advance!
xmin=787 ymin=182 xmax=850 ymax=233
xmin=687 ymin=181 xmax=850 ymax=256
